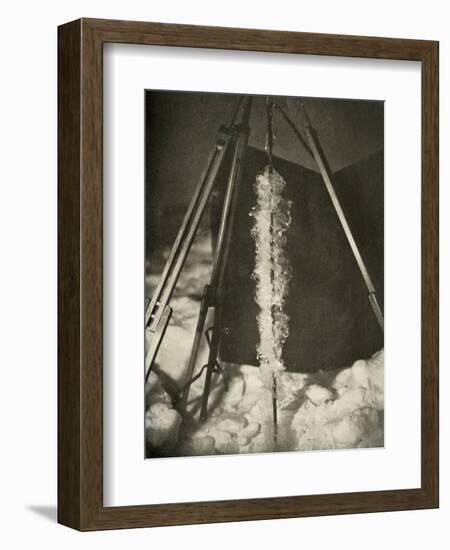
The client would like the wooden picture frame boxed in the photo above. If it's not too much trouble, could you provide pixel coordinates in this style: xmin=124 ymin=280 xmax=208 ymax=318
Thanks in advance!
xmin=58 ymin=18 xmax=439 ymax=530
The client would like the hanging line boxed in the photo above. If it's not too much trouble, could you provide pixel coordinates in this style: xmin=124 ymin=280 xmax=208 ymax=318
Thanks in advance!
xmin=264 ymin=96 xmax=279 ymax=447
xmin=265 ymin=97 xmax=275 ymax=174
xmin=272 ymin=103 xmax=314 ymax=160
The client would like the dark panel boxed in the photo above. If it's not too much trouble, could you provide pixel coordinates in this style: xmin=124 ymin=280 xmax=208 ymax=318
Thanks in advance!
xmin=220 ymin=146 xmax=384 ymax=372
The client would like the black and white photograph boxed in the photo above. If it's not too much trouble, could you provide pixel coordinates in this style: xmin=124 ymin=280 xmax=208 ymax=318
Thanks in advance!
xmin=144 ymin=91 xmax=384 ymax=459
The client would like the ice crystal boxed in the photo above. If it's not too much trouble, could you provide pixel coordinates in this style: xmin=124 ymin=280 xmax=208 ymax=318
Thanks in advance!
xmin=250 ymin=166 xmax=292 ymax=392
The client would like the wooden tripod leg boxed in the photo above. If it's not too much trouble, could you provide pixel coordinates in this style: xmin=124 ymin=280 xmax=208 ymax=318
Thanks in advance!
xmin=299 ymin=104 xmax=384 ymax=333
xmin=199 ymin=305 xmax=223 ymax=421
xmin=179 ymin=285 xmax=211 ymax=413
xmin=197 ymin=96 xmax=253 ymax=422
xmin=145 ymin=131 xmax=231 ymax=380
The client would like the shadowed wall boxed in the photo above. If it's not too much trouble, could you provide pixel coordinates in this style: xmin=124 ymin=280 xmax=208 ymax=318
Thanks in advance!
xmin=145 ymin=91 xmax=384 ymax=254
xmin=219 ymin=147 xmax=384 ymax=372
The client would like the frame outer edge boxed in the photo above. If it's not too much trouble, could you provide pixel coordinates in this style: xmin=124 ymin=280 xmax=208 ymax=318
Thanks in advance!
xmin=421 ymin=40 xmax=439 ymax=507
xmin=57 ymin=19 xmax=82 ymax=530
xmin=79 ymin=18 xmax=105 ymax=530
xmin=57 ymin=18 xmax=440 ymax=530
xmin=82 ymin=17 xmax=435 ymax=60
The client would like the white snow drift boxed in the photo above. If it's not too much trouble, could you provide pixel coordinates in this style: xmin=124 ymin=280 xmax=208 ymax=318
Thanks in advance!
xmin=145 ymin=231 xmax=384 ymax=458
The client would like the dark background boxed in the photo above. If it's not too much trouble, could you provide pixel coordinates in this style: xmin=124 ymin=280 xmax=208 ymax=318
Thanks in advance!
xmin=145 ymin=91 xmax=384 ymax=372
xmin=145 ymin=91 xmax=384 ymax=251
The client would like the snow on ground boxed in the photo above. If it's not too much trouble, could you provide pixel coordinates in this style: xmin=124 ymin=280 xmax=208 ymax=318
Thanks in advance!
xmin=145 ymin=232 xmax=384 ymax=458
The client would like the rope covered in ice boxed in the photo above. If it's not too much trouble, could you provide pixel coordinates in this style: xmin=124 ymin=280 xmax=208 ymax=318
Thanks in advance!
xmin=250 ymin=166 xmax=292 ymax=393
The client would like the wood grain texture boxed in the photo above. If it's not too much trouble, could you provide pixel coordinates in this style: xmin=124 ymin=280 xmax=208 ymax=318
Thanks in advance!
xmin=57 ymin=19 xmax=81 ymax=529
xmin=420 ymin=40 xmax=439 ymax=507
xmin=57 ymin=18 xmax=439 ymax=531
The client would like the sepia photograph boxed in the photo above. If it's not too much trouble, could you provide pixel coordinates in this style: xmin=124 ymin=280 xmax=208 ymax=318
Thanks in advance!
xmin=144 ymin=90 xmax=384 ymax=459
xmin=54 ymin=14 xmax=438 ymax=533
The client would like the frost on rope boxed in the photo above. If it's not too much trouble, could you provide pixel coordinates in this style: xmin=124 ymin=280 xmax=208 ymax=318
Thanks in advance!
xmin=250 ymin=166 xmax=292 ymax=392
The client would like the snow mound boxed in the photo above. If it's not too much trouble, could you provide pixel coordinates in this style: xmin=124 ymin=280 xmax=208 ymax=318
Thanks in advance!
xmin=145 ymin=371 xmax=182 ymax=455
xmin=291 ymin=349 xmax=384 ymax=451
xmin=145 ymin=234 xmax=384 ymax=458
xmin=174 ymin=349 xmax=383 ymax=457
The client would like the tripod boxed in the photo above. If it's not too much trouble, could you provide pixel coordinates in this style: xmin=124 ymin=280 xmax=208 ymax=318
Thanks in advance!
xmin=145 ymin=96 xmax=253 ymax=423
